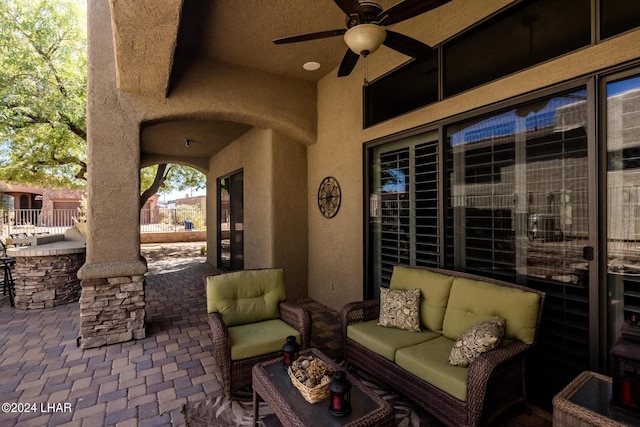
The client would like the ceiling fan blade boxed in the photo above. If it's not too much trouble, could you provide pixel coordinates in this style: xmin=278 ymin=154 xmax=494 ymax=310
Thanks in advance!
xmin=377 ymin=0 xmax=451 ymax=25
xmin=337 ymin=49 xmax=360 ymax=77
xmin=273 ymin=29 xmax=346 ymax=44
xmin=383 ymin=30 xmax=436 ymax=59
xmin=333 ymin=0 xmax=364 ymax=17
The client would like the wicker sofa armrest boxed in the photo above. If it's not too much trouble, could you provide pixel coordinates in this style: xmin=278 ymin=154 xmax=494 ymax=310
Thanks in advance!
xmin=340 ymin=299 xmax=380 ymax=326
xmin=466 ymin=341 xmax=530 ymax=426
xmin=279 ymin=300 xmax=312 ymax=348
xmin=340 ymin=299 xmax=380 ymax=352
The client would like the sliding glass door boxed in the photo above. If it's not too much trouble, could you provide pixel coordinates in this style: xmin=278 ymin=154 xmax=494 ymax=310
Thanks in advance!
xmin=367 ymin=86 xmax=597 ymax=405
xmin=218 ymin=170 xmax=243 ymax=271
xmin=606 ymin=73 xmax=640 ymax=352
xmin=446 ymin=88 xmax=593 ymax=402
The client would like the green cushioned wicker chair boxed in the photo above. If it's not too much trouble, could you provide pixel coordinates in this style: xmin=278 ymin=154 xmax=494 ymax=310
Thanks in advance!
xmin=206 ymin=268 xmax=311 ymax=399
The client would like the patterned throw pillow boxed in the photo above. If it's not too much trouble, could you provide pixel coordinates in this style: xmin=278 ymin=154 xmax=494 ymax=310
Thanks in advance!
xmin=377 ymin=288 xmax=421 ymax=332
xmin=449 ymin=318 xmax=506 ymax=367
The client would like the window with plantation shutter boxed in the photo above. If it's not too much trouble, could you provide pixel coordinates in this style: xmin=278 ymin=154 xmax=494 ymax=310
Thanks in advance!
xmin=369 ymin=132 xmax=440 ymax=296
xmin=414 ymin=142 xmax=441 ymax=267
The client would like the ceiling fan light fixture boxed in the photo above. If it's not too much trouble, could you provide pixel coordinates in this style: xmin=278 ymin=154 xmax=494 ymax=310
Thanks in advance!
xmin=344 ymin=24 xmax=386 ymax=56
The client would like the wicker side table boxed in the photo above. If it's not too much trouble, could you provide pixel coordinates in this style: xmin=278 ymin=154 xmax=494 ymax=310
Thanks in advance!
xmin=552 ymin=371 xmax=640 ymax=426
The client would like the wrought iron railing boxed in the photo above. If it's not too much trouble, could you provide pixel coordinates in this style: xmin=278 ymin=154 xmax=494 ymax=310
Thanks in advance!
xmin=140 ymin=207 xmax=206 ymax=232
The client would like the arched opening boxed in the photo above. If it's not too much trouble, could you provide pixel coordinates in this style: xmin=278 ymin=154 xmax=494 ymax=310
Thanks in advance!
xmin=138 ymin=116 xmax=252 ymax=275
xmin=138 ymin=163 xmax=208 ymax=274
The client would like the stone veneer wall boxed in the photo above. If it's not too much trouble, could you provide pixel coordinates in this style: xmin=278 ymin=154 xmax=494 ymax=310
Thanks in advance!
xmin=79 ymin=276 xmax=146 ymax=348
xmin=13 ymin=253 xmax=86 ymax=310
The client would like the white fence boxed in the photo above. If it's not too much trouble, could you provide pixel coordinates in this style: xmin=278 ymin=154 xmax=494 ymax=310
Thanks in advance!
xmin=0 ymin=207 xmax=206 ymax=237
xmin=0 ymin=209 xmax=78 ymax=236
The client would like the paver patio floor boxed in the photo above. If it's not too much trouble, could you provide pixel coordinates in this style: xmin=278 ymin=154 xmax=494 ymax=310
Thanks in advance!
xmin=0 ymin=243 xmax=550 ymax=426
xmin=0 ymin=246 xmax=223 ymax=427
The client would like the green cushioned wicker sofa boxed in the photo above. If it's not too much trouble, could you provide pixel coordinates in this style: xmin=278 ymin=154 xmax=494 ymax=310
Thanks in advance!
xmin=340 ymin=266 xmax=545 ymax=427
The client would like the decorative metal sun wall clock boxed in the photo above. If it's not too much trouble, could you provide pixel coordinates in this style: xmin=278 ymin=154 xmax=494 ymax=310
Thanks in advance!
xmin=317 ymin=176 xmax=341 ymax=219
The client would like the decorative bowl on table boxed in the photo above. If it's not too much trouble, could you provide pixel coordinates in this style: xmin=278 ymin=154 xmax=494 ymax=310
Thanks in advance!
xmin=287 ymin=355 xmax=334 ymax=403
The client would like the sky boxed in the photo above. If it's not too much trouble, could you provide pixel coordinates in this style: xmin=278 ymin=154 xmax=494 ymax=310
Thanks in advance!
xmin=607 ymin=76 xmax=640 ymax=97
xmin=159 ymin=189 xmax=206 ymax=203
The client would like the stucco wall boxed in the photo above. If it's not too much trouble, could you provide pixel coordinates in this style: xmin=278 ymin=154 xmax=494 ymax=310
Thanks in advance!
xmin=207 ymin=128 xmax=308 ymax=299
xmin=84 ymin=0 xmax=317 ymax=281
xmin=271 ymin=131 xmax=308 ymax=299
xmin=308 ymin=5 xmax=640 ymax=310
xmin=207 ymin=127 xmax=273 ymax=268
xmin=80 ymin=0 xmax=146 ymax=280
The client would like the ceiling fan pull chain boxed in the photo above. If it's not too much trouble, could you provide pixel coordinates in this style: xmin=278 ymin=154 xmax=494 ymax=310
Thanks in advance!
xmin=364 ymin=55 xmax=369 ymax=86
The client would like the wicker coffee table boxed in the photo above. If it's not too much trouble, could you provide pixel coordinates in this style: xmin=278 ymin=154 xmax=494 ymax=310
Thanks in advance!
xmin=252 ymin=348 xmax=393 ymax=427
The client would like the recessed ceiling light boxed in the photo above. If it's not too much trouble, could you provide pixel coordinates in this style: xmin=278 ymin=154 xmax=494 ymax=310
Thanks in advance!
xmin=303 ymin=61 xmax=321 ymax=71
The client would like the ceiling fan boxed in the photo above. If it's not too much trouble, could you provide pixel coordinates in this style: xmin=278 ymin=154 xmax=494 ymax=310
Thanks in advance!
xmin=273 ymin=0 xmax=451 ymax=77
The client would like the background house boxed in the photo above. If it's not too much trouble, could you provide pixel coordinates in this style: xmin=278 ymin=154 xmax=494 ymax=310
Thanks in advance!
xmin=0 ymin=181 xmax=86 ymax=234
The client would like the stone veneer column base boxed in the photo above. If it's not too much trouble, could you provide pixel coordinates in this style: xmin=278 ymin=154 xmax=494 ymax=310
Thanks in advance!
xmin=79 ymin=275 xmax=146 ymax=349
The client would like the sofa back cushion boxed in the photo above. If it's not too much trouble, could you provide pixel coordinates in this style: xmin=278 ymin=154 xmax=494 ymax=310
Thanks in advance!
xmin=442 ymin=277 xmax=541 ymax=344
xmin=206 ymin=269 xmax=286 ymax=326
xmin=390 ymin=266 xmax=454 ymax=332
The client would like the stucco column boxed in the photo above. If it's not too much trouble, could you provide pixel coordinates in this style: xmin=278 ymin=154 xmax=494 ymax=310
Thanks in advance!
xmin=77 ymin=0 xmax=147 ymax=348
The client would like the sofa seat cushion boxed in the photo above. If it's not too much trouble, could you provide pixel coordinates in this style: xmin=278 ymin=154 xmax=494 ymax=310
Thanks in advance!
xmin=347 ymin=319 xmax=440 ymax=361
xmin=390 ymin=266 xmax=454 ymax=333
xmin=395 ymin=336 xmax=469 ymax=401
xmin=442 ymin=277 xmax=541 ymax=344
xmin=206 ymin=269 xmax=287 ymax=326
xmin=228 ymin=319 xmax=300 ymax=361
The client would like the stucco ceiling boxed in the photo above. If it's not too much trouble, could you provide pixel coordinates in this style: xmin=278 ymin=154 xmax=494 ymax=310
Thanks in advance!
xmin=121 ymin=0 xmax=474 ymax=170
xmin=140 ymin=120 xmax=252 ymax=159
xmin=177 ymin=0 xmax=438 ymax=83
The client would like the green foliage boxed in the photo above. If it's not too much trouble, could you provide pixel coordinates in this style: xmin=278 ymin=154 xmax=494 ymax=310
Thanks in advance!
xmin=174 ymin=204 xmax=204 ymax=229
xmin=75 ymin=195 xmax=87 ymax=222
xmin=158 ymin=204 xmax=205 ymax=230
xmin=0 ymin=191 xmax=10 ymax=209
xmin=140 ymin=165 xmax=161 ymax=196
xmin=140 ymin=164 xmax=205 ymax=196
xmin=0 ymin=0 xmax=205 ymax=198
xmin=0 ymin=0 xmax=87 ymax=187
xmin=166 ymin=166 xmax=206 ymax=193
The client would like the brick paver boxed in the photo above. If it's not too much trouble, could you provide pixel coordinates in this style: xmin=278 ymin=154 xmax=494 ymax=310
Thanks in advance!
xmin=0 ymin=244 xmax=221 ymax=426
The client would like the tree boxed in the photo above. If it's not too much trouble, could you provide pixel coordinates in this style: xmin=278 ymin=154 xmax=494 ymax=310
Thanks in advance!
xmin=0 ymin=0 xmax=86 ymax=187
xmin=0 ymin=0 xmax=204 ymax=206
xmin=139 ymin=164 xmax=205 ymax=209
